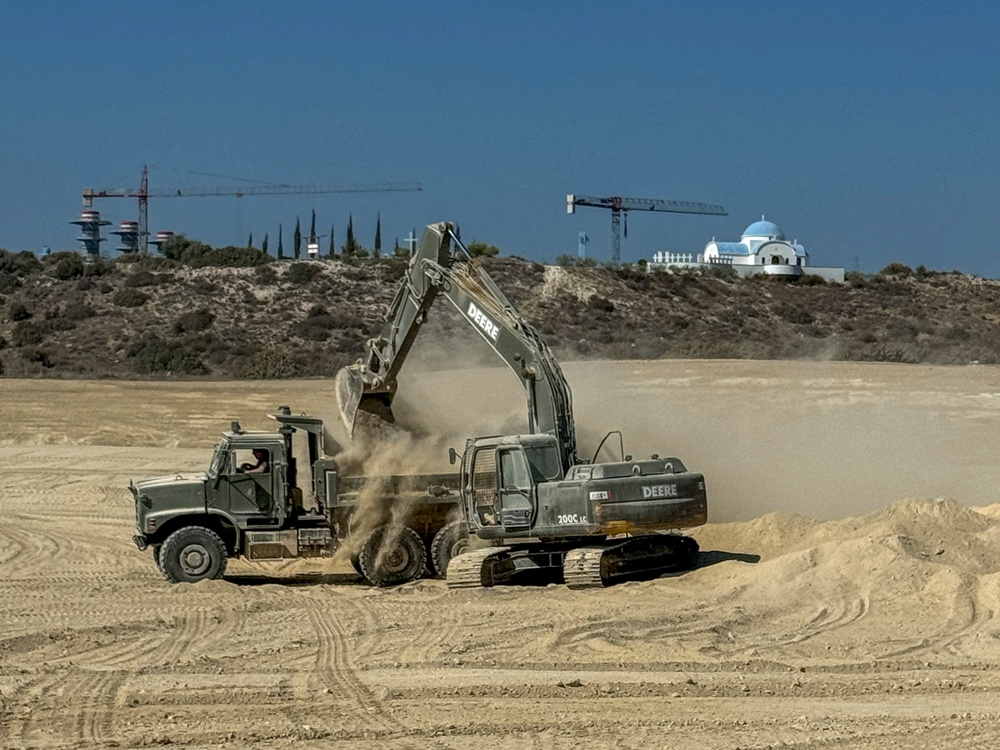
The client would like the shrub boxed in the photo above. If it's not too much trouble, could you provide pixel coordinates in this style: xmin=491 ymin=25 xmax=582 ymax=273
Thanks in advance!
xmin=0 ymin=249 xmax=42 ymax=277
xmin=21 ymin=347 xmax=53 ymax=368
xmin=173 ymin=308 xmax=215 ymax=334
xmin=254 ymin=265 xmax=278 ymax=285
xmin=161 ymin=235 xmax=271 ymax=268
xmin=44 ymin=252 xmax=85 ymax=280
xmin=112 ymin=288 xmax=149 ymax=307
xmin=83 ymin=257 xmax=116 ymax=277
xmin=202 ymin=245 xmax=272 ymax=268
xmin=116 ymin=254 xmax=174 ymax=272
xmin=703 ymin=264 xmax=738 ymax=280
xmin=126 ymin=334 xmax=207 ymax=375
xmin=11 ymin=321 xmax=47 ymax=347
xmin=879 ymin=262 xmax=913 ymax=277
xmin=8 ymin=299 xmax=31 ymax=321
xmin=587 ymin=295 xmax=615 ymax=313
xmin=294 ymin=305 xmax=337 ymax=341
xmin=287 ymin=263 xmax=321 ymax=285
xmin=191 ymin=278 xmax=218 ymax=295
xmin=125 ymin=270 xmax=172 ymax=288
xmin=777 ymin=304 xmax=814 ymax=325
xmin=232 ymin=349 xmax=303 ymax=380
xmin=467 ymin=240 xmax=500 ymax=258
xmin=797 ymin=274 xmax=828 ymax=286
xmin=63 ymin=302 xmax=96 ymax=321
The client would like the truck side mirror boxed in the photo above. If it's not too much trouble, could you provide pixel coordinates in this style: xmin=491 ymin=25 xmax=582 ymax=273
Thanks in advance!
xmin=448 ymin=447 xmax=458 ymax=466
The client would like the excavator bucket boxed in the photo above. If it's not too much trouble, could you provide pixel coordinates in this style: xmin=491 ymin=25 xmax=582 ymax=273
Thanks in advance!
xmin=335 ymin=365 xmax=397 ymax=436
xmin=335 ymin=366 xmax=366 ymax=435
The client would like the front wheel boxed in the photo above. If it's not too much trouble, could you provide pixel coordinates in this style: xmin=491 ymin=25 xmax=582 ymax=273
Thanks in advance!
xmin=160 ymin=526 xmax=228 ymax=583
xmin=358 ymin=525 xmax=426 ymax=587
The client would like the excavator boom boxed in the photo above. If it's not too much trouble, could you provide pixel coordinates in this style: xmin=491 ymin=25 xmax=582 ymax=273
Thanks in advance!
xmin=336 ymin=222 xmax=577 ymax=471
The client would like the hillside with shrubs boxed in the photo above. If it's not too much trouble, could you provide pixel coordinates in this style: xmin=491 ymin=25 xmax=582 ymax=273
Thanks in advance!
xmin=2 ymin=240 xmax=1000 ymax=380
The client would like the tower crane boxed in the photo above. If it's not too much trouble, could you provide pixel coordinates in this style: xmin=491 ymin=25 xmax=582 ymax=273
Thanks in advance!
xmin=83 ymin=165 xmax=422 ymax=252
xmin=567 ymin=193 xmax=727 ymax=264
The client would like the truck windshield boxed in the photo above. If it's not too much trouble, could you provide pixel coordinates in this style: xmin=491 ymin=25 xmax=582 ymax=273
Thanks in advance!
xmin=207 ymin=441 xmax=229 ymax=479
xmin=524 ymin=444 xmax=562 ymax=482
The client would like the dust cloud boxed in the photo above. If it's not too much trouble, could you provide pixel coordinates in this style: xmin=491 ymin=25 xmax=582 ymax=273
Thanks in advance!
xmin=362 ymin=358 xmax=1000 ymax=523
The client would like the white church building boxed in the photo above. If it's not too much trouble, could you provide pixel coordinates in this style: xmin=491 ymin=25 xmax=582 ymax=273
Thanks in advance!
xmin=650 ymin=217 xmax=844 ymax=282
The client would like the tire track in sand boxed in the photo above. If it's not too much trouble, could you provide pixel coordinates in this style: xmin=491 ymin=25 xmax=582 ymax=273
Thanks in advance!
xmin=307 ymin=606 xmax=399 ymax=735
xmin=67 ymin=668 xmax=125 ymax=747
xmin=879 ymin=575 xmax=986 ymax=660
xmin=7 ymin=667 xmax=124 ymax=748
xmin=305 ymin=600 xmax=453 ymax=749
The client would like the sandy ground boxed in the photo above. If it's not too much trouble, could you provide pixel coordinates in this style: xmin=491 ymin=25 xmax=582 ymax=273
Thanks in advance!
xmin=2 ymin=359 xmax=1000 ymax=749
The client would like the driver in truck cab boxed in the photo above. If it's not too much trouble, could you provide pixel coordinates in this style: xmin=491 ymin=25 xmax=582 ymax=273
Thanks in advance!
xmin=239 ymin=448 xmax=270 ymax=474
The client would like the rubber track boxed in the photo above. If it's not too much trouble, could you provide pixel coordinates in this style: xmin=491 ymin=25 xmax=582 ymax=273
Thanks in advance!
xmin=446 ymin=547 xmax=510 ymax=589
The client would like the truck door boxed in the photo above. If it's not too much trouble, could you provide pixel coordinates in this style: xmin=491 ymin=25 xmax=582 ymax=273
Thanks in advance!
xmin=223 ymin=448 xmax=276 ymax=519
xmin=498 ymin=448 xmax=534 ymax=530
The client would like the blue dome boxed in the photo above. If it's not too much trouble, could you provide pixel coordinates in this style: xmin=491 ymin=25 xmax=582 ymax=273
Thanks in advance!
xmin=742 ymin=219 xmax=785 ymax=240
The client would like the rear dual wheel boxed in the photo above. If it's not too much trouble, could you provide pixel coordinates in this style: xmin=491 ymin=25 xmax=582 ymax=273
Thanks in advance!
xmin=429 ymin=520 xmax=469 ymax=578
xmin=358 ymin=525 xmax=426 ymax=587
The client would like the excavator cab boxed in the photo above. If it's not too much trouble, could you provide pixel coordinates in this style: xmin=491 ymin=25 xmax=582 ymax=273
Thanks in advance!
xmin=460 ymin=434 xmax=562 ymax=538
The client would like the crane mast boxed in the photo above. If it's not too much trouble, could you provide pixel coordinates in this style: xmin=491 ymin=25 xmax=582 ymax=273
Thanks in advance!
xmin=567 ymin=193 xmax=727 ymax=264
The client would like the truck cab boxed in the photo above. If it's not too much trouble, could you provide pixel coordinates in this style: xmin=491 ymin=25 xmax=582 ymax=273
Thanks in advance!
xmin=131 ymin=407 xmax=334 ymax=583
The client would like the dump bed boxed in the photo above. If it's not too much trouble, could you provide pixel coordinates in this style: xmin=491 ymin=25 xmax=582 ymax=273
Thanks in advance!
xmin=320 ymin=468 xmax=463 ymax=543
xmin=330 ymin=471 xmax=460 ymax=506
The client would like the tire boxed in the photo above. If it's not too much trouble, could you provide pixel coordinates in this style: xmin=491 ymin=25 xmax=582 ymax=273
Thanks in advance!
xmin=160 ymin=526 xmax=228 ymax=584
xmin=349 ymin=551 xmax=364 ymax=576
xmin=429 ymin=520 xmax=470 ymax=578
xmin=152 ymin=544 xmax=164 ymax=572
xmin=358 ymin=525 xmax=426 ymax=587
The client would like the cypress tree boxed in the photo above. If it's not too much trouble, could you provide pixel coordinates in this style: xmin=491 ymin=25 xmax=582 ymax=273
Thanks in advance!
xmin=310 ymin=209 xmax=317 ymax=243
xmin=344 ymin=213 xmax=355 ymax=257
xmin=262 ymin=233 xmax=269 ymax=254
xmin=278 ymin=223 xmax=284 ymax=259
xmin=374 ymin=213 xmax=382 ymax=259
xmin=293 ymin=216 xmax=302 ymax=259
xmin=329 ymin=224 xmax=335 ymax=256
xmin=248 ymin=232 xmax=253 ymax=249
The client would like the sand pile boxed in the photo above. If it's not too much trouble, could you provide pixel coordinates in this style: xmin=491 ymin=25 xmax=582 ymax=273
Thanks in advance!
xmin=680 ymin=497 xmax=1000 ymax=664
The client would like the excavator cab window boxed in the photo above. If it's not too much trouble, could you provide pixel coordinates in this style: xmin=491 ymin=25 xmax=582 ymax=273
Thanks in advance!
xmin=500 ymin=449 xmax=531 ymax=490
xmin=524 ymin=444 xmax=562 ymax=482
xmin=470 ymin=448 xmax=499 ymax=526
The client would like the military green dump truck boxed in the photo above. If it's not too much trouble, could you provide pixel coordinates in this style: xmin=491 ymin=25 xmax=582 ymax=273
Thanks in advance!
xmin=130 ymin=406 xmax=467 ymax=586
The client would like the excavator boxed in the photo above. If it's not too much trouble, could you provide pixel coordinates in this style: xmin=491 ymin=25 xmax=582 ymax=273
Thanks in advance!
xmin=336 ymin=221 xmax=707 ymax=588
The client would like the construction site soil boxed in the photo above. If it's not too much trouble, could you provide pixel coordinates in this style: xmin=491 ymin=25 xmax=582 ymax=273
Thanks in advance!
xmin=3 ymin=360 xmax=1000 ymax=748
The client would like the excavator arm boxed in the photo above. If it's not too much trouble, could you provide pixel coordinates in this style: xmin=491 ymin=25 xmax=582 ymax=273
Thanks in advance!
xmin=336 ymin=222 xmax=578 ymax=472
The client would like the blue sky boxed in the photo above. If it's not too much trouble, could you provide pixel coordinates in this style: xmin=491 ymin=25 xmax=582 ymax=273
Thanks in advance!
xmin=2 ymin=1 xmax=999 ymax=274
